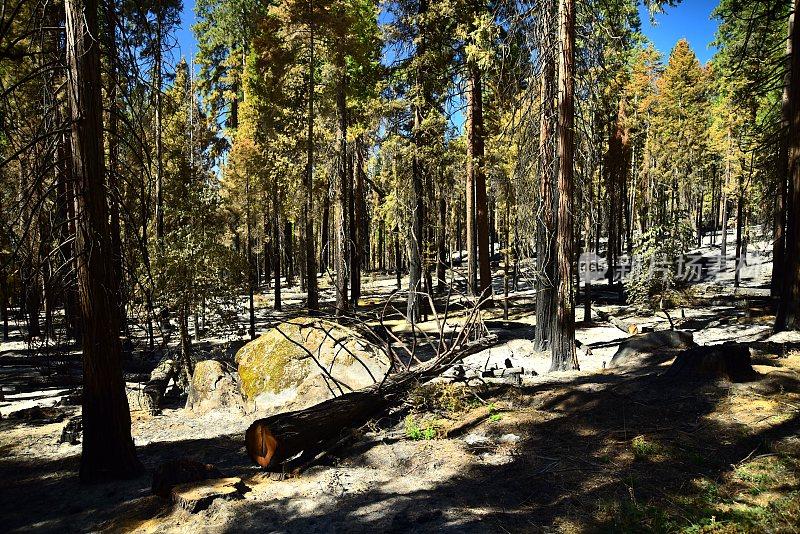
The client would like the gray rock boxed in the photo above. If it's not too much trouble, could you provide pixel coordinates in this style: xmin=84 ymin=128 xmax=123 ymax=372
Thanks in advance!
xmin=236 ymin=317 xmax=390 ymax=413
xmin=609 ymin=330 xmax=696 ymax=368
xmin=186 ymin=359 xmax=245 ymax=414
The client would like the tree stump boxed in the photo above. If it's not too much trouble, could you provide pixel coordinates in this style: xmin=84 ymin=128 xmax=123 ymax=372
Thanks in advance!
xmin=170 ymin=477 xmax=247 ymax=513
xmin=664 ymin=343 xmax=757 ymax=382
xmin=151 ymin=459 xmax=223 ymax=499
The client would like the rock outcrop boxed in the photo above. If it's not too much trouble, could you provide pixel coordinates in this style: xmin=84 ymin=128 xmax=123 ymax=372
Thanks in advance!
xmin=236 ymin=317 xmax=389 ymax=413
xmin=609 ymin=330 xmax=696 ymax=369
xmin=186 ymin=359 xmax=245 ymax=414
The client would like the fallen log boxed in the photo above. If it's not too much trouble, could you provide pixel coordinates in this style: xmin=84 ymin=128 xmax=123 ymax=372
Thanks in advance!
xmin=246 ymin=334 xmax=498 ymax=471
xmin=595 ymin=310 xmax=639 ymax=335
xmin=141 ymin=353 xmax=176 ymax=414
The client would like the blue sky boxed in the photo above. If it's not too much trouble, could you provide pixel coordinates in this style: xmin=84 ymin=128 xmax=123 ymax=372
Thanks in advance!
xmin=174 ymin=0 xmax=721 ymax=71
xmin=638 ymin=0 xmax=719 ymax=64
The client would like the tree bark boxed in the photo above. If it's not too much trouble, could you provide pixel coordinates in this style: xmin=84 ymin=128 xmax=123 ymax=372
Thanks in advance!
xmin=535 ymin=16 xmax=556 ymax=352
xmin=776 ymin=0 xmax=800 ymax=331
xmin=274 ymin=200 xmax=282 ymax=311
xmin=154 ymin=7 xmax=164 ymax=244
xmin=468 ymin=65 xmax=491 ymax=301
xmin=65 ymin=0 xmax=142 ymax=482
xmin=305 ymin=9 xmax=319 ymax=311
xmin=335 ymin=68 xmax=349 ymax=315
xmin=285 ymin=221 xmax=294 ymax=288
xmin=352 ymin=136 xmax=365 ymax=306
xmin=408 ymin=145 xmax=424 ymax=323
xmin=773 ymin=11 xmax=793 ymax=297
xmin=551 ymin=0 xmax=579 ymax=371
xmin=466 ymin=70 xmax=478 ymax=297
xmin=105 ymin=0 xmax=125 ymax=331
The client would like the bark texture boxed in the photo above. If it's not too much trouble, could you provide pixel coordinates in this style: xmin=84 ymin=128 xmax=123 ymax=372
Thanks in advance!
xmin=65 ymin=0 xmax=142 ymax=482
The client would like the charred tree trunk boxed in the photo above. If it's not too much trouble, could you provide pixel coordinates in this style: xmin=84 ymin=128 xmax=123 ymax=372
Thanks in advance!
xmin=535 ymin=16 xmax=556 ymax=352
xmin=551 ymin=0 xmax=578 ymax=371
xmin=65 ymin=0 xmax=142 ymax=482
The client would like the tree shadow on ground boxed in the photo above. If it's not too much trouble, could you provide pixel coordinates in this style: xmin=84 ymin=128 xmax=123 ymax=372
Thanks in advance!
xmin=3 ymin=350 xmax=799 ymax=533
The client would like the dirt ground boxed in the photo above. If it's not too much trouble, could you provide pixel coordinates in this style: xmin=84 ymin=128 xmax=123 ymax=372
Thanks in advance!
xmin=2 ymin=248 xmax=800 ymax=533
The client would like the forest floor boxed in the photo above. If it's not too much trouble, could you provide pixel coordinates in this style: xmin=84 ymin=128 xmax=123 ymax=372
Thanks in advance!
xmin=2 ymin=236 xmax=800 ymax=532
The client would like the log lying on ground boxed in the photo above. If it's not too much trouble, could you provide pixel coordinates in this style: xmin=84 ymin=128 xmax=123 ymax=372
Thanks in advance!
xmin=246 ymin=335 xmax=498 ymax=471
xmin=128 ymin=353 xmax=176 ymax=415
xmin=595 ymin=309 xmax=639 ymax=335
xmin=664 ymin=343 xmax=757 ymax=382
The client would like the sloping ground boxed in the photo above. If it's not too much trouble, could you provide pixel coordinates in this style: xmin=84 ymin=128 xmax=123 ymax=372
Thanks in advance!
xmin=1 ymin=337 xmax=799 ymax=533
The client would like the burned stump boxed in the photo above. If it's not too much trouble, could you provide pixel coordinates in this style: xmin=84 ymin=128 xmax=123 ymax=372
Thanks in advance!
xmin=664 ymin=343 xmax=757 ymax=382
xmin=170 ymin=477 xmax=247 ymax=513
xmin=151 ymin=459 xmax=223 ymax=499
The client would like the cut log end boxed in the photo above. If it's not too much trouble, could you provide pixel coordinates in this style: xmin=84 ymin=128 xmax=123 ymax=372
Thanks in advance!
xmin=246 ymin=421 xmax=279 ymax=469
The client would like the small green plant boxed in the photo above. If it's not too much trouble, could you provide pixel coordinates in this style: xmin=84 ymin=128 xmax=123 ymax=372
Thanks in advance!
xmin=487 ymin=403 xmax=502 ymax=422
xmin=631 ymin=435 xmax=661 ymax=459
xmin=404 ymin=415 xmax=441 ymax=440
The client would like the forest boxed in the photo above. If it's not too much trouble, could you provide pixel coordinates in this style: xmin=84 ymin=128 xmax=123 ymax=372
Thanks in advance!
xmin=1 ymin=0 xmax=800 ymax=531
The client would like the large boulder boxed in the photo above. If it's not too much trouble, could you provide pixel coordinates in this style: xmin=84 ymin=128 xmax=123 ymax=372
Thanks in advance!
xmin=236 ymin=317 xmax=390 ymax=413
xmin=186 ymin=359 xmax=245 ymax=414
xmin=609 ymin=330 xmax=696 ymax=369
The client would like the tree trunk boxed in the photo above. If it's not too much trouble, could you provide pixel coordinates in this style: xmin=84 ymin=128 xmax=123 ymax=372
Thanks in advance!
xmin=469 ymin=65 xmax=492 ymax=301
xmin=246 ymin=175 xmax=256 ymax=340
xmin=394 ymin=225 xmax=402 ymax=289
xmin=735 ymin=188 xmax=744 ymax=288
xmin=65 ymin=0 xmax=142 ymax=482
xmin=154 ymin=10 xmax=164 ymax=244
xmin=535 ymin=16 xmax=556 ymax=352
xmin=773 ymin=11 xmax=793 ymax=297
xmin=285 ymin=221 xmax=294 ymax=288
xmin=352 ymin=136 xmax=365 ymax=306
xmin=551 ymin=0 xmax=578 ymax=371
xmin=437 ymin=194 xmax=447 ymax=293
xmin=320 ymin=182 xmax=330 ymax=274
xmin=465 ymin=67 xmax=482 ymax=297
xmin=334 ymin=69 xmax=349 ymax=316
xmin=776 ymin=0 xmax=800 ymax=331
xmin=408 ymin=146 xmax=424 ymax=323
xmin=274 ymin=202 xmax=282 ymax=311
xmin=305 ymin=13 xmax=319 ymax=311
xmin=105 ymin=0 xmax=125 ymax=331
